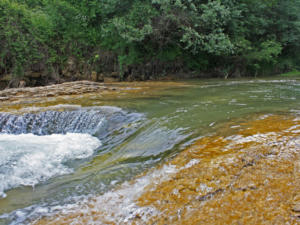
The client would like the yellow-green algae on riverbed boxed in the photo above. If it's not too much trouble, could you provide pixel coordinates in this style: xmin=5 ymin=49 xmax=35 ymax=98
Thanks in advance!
xmin=33 ymin=114 xmax=300 ymax=225
xmin=0 ymin=81 xmax=189 ymax=113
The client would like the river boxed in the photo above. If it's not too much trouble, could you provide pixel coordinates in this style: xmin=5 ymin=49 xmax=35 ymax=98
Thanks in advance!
xmin=0 ymin=78 xmax=300 ymax=224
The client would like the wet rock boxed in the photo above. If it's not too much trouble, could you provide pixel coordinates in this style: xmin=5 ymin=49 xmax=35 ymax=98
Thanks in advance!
xmin=135 ymin=115 xmax=300 ymax=225
xmin=292 ymin=204 xmax=300 ymax=212
xmin=0 ymin=81 xmax=187 ymax=113
xmin=0 ymin=81 xmax=108 ymax=101
xmin=33 ymin=115 xmax=300 ymax=225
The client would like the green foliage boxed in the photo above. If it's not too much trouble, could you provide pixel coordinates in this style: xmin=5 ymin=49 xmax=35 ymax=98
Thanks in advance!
xmin=279 ymin=70 xmax=300 ymax=77
xmin=248 ymin=41 xmax=282 ymax=63
xmin=0 ymin=0 xmax=47 ymax=77
xmin=1 ymin=0 xmax=300 ymax=82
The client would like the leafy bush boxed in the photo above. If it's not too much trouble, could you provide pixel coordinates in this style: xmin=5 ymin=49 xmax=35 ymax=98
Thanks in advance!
xmin=0 ymin=0 xmax=300 ymax=84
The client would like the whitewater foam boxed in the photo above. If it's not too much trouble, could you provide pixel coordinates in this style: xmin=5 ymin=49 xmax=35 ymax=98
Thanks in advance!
xmin=0 ymin=133 xmax=101 ymax=198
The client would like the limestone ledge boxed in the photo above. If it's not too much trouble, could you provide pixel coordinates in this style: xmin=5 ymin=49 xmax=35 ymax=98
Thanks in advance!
xmin=0 ymin=81 xmax=114 ymax=101
xmin=33 ymin=115 xmax=300 ymax=225
xmin=0 ymin=81 xmax=188 ymax=113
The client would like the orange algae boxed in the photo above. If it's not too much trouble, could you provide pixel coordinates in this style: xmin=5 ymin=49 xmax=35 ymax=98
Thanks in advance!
xmin=33 ymin=114 xmax=300 ymax=225
xmin=138 ymin=115 xmax=300 ymax=225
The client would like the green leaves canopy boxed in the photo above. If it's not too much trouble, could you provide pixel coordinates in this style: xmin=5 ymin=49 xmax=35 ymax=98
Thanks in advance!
xmin=1 ymin=0 xmax=300 ymax=80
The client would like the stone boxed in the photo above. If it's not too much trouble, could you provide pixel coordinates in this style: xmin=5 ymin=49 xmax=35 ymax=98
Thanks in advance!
xmin=104 ymin=77 xmax=119 ymax=83
xmin=98 ymin=73 xmax=104 ymax=82
xmin=46 ymin=92 xmax=55 ymax=97
xmin=0 ymin=81 xmax=109 ymax=101
xmin=18 ymin=80 xmax=26 ymax=88
xmin=0 ymin=97 xmax=9 ymax=101
xmin=91 ymin=71 xmax=98 ymax=82
xmin=31 ymin=115 xmax=300 ymax=225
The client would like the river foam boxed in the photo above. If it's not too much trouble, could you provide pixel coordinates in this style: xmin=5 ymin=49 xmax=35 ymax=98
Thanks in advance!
xmin=0 ymin=133 xmax=101 ymax=198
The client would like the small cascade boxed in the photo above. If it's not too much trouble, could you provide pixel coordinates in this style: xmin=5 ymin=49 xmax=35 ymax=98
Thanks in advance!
xmin=0 ymin=110 xmax=104 ymax=135
xmin=0 ymin=106 xmax=144 ymax=138
xmin=0 ymin=106 xmax=144 ymax=199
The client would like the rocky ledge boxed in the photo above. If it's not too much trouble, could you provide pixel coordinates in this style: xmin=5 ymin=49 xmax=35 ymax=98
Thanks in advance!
xmin=34 ymin=114 xmax=300 ymax=225
xmin=0 ymin=80 xmax=187 ymax=113
xmin=0 ymin=81 xmax=114 ymax=101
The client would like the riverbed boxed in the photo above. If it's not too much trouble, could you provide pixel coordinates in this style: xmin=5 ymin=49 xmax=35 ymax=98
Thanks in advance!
xmin=0 ymin=78 xmax=300 ymax=224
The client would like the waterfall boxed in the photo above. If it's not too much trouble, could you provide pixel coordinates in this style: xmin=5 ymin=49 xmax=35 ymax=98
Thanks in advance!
xmin=0 ymin=106 xmax=144 ymax=198
xmin=0 ymin=106 xmax=143 ymax=138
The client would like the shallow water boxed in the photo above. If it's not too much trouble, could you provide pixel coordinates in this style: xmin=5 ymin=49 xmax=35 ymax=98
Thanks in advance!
xmin=0 ymin=78 xmax=300 ymax=224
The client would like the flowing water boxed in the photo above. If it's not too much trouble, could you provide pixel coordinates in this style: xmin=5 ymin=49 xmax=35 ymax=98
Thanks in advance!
xmin=0 ymin=78 xmax=300 ymax=224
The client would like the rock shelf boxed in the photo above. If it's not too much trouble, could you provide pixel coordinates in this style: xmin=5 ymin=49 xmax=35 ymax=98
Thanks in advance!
xmin=0 ymin=81 xmax=110 ymax=101
xmin=34 ymin=115 xmax=300 ymax=225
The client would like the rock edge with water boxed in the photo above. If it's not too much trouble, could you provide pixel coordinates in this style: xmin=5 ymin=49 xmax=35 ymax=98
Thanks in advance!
xmin=0 ymin=81 xmax=116 ymax=101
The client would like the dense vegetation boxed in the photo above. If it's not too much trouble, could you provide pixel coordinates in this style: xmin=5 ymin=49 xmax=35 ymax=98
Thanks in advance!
xmin=1 ymin=0 xmax=300 ymax=86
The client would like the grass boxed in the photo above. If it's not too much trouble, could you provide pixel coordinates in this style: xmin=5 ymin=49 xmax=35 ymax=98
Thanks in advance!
xmin=279 ymin=70 xmax=300 ymax=77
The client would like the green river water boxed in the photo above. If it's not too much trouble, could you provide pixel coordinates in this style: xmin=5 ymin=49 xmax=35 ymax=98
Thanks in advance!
xmin=0 ymin=78 xmax=300 ymax=224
